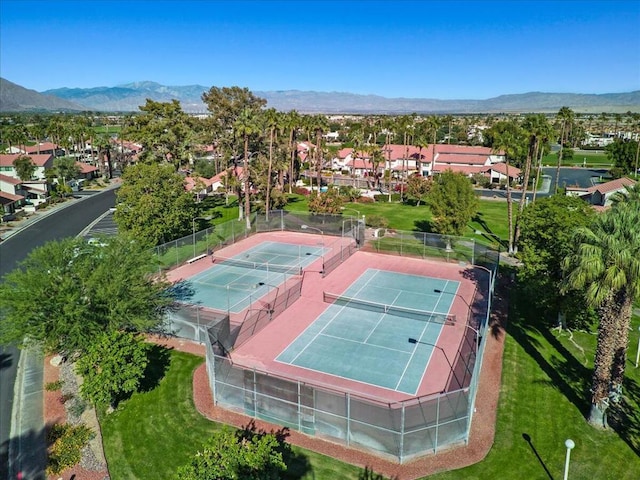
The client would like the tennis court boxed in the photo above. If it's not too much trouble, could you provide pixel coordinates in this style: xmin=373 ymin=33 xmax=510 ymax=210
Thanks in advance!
xmin=186 ymin=241 xmax=326 ymax=313
xmin=276 ymin=269 xmax=459 ymax=395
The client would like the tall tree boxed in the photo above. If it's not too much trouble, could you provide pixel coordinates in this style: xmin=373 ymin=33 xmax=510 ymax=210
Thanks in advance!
xmin=262 ymin=108 xmax=280 ymax=220
xmin=487 ymin=120 xmax=527 ymax=254
xmin=518 ymin=195 xmax=595 ymax=327
xmin=514 ymin=114 xmax=553 ymax=250
xmin=426 ymin=170 xmax=479 ymax=236
xmin=234 ymin=108 xmax=261 ymax=229
xmin=121 ymin=99 xmax=194 ymax=170
xmin=554 ymin=106 xmax=575 ymax=194
xmin=12 ymin=154 xmax=36 ymax=181
xmin=563 ymin=200 xmax=640 ymax=428
xmin=114 ymin=163 xmax=197 ymax=246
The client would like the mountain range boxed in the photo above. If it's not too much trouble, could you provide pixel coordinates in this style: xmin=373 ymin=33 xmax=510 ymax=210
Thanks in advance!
xmin=1 ymin=77 xmax=639 ymax=114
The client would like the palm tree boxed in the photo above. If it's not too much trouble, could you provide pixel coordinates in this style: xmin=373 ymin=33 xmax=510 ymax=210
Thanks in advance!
xmin=554 ymin=107 xmax=575 ymax=194
xmin=514 ymin=115 xmax=552 ymax=249
xmin=310 ymin=114 xmax=329 ymax=190
xmin=263 ymin=108 xmax=280 ymax=221
xmin=234 ymin=108 xmax=260 ymax=230
xmin=490 ymin=120 xmax=526 ymax=254
xmin=563 ymin=200 xmax=640 ymax=428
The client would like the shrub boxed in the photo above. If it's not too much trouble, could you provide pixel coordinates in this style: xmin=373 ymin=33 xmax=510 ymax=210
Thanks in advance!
xmin=365 ymin=215 xmax=388 ymax=228
xmin=45 ymin=380 xmax=63 ymax=391
xmin=358 ymin=196 xmax=374 ymax=204
xmin=46 ymin=423 xmax=94 ymax=475
xmin=59 ymin=393 xmax=74 ymax=404
xmin=292 ymin=186 xmax=310 ymax=196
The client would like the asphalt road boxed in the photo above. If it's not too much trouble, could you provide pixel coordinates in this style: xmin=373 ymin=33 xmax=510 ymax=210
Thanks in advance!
xmin=0 ymin=187 xmax=118 ymax=480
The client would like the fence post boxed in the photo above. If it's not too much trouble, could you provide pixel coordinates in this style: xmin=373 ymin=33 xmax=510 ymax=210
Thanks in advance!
xmin=346 ymin=393 xmax=351 ymax=447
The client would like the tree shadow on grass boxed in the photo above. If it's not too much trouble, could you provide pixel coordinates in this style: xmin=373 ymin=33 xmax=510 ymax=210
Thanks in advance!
xmin=512 ymin=275 xmax=640 ymax=457
xmin=608 ymin=375 xmax=640 ymax=456
xmin=138 ymin=344 xmax=172 ymax=393
xmin=509 ymin=282 xmax=591 ymax=417
xmin=413 ymin=219 xmax=433 ymax=233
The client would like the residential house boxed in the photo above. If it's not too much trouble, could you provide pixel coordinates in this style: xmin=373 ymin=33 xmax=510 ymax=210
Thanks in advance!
xmin=566 ymin=177 xmax=637 ymax=207
xmin=8 ymin=142 xmax=64 ymax=157
xmin=0 ymin=154 xmax=54 ymax=181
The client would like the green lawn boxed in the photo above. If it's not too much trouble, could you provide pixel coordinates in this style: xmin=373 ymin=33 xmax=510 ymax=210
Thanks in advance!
xmin=284 ymin=193 xmax=508 ymax=248
xmin=430 ymin=288 xmax=640 ymax=479
xmin=100 ymin=347 xmax=363 ymax=479
xmin=541 ymin=150 xmax=611 ymax=167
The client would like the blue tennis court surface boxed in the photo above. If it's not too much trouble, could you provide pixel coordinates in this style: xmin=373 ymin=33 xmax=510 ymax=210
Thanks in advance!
xmin=187 ymin=241 xmax=326 ymax=312
xmin=276 ymin=269 xmax=460 ymax=395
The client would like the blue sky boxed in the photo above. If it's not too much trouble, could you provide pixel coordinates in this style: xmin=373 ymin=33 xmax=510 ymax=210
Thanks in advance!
xmin=1 ymin=0 xmax=638 ymax=99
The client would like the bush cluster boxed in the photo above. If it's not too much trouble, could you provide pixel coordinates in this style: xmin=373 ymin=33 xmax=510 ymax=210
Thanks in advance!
xmin=46 ymin=423 xmax=94 ymax=475
xmin=365 ymin=215 xmax=389 ymax=228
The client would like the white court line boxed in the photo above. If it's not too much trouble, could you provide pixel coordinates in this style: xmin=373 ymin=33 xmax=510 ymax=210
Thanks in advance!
xmin=288 ymin=271 xmax=381 ymax=364
xmin=318 ymin=332 xmax=411 ymax=355
xmin=362 ymin=290 xmax=402 ymax=343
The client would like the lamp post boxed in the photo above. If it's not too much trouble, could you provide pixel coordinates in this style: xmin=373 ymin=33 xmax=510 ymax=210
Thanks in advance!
xmin=408 ymin=337 xmax=462 ymax=389
xmin=635 ymin=325 xmax=640 ymax=368
xmin=563 ymin=439 xmax=575 ymax=480
xmin=301 ymin=224 xmax=325 ymax=271
xmin=433 ymin=288 xmax=479 ymax=355
xmin=341 ymin=206 xmax=365 ymax=223
xmin=192 ymin=216 xmax=213 ymax=258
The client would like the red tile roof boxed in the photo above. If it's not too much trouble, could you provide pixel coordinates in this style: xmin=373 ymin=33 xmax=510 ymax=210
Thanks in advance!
xmin=488 ymin=163 xmax=522 ymax=178
xmin=586 ymin=177 xmax=636 ymax=195
xmin=0 ymin=154 xmax=53 ymax=167
xmin=0 ymin=174 xmax=22 ymax=185
xmin=435 ymin=144 xmax=504 ymax=156
xmin=23 ymin=142 xmax=59 ymax=154
xmin=435 ymin=154 xmax=491 ymax=166
xmin=0 ymin=191 xmax=23 ymax=202
xmin=76 ymin=162 xmax=98 ymax=174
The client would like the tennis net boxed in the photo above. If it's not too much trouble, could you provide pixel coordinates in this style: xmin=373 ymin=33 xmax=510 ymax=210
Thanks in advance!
xmin=323 ymin=291 xmax=456 ymax=325
xmin=213 ymin=255 xmax=302 ymax=275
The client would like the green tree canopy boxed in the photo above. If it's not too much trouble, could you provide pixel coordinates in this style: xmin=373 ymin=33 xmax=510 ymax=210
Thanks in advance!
xmin=121 ymin=99 xmax=194 ymax=170
xmin=114 ymin=163 xmax=197 ymax=246
xmin=308 ymin=187 xmax=344 ymax=214
xmin=76 ymin=330 xmax=151 ymax=407
xmin=0 ymin=236 xmax=174 ymax=355
xmin=605 ymin=138 xmax=638 ymax=176
xmin=53 ymin=156 xmax=81 ymax=182
xmin=175 ymin=427 xmax=288 ymax=480
xmin=12 ymin=154 xmax=36 ymax=180
xmin=405 ymin=173 xmax=432 ymax=206
xmin=517 ymin=194 xmax=596 ymax=328
xmin=425 ymin=170 xmax=479 ymax=236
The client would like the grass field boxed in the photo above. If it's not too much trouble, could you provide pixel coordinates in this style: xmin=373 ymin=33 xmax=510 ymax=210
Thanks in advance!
xmin=284 ymin=193 xmax=509 ymax=248
xmin=541 ymin=150 xmax=612 ymax=167
xmin=99 ymin=347 xmax=363 ymax=479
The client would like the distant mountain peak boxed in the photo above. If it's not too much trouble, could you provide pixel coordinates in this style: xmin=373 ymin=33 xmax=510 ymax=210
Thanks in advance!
xmin=3 ymin=78 xmax=639 ymax=114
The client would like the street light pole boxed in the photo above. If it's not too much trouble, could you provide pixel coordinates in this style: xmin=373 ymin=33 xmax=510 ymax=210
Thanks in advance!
xmin=408 ymin=338 xmax=462 ymax=389
xmin=635 ymin=325 xmax=640 ymax=368
xmin=563 ymin=439 xmax=575 ymax=480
